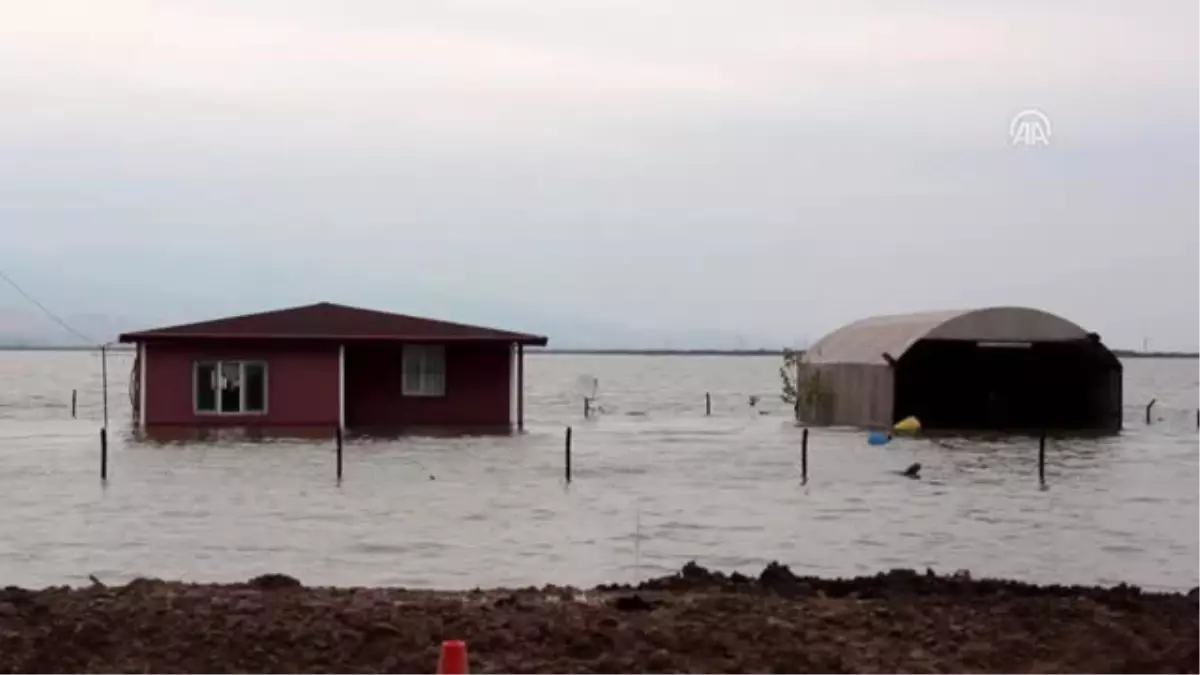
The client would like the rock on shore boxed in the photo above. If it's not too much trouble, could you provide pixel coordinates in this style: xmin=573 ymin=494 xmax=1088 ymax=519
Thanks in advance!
xmin=0 ymin=563 xmax=1195 ymax=673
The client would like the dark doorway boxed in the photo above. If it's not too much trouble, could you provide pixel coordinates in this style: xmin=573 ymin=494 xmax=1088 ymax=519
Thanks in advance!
xmin=893 ymin=338 xmax=1121 ymax=432
xmin=344 ymin=343 xmax=404 ymax=429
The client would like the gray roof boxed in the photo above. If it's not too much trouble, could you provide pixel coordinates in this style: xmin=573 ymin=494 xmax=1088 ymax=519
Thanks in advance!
xmin=804 ymin=307 xmax=1093 ymax=365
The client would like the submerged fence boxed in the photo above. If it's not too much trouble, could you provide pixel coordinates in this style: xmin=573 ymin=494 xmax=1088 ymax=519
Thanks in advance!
xmin=7 ymin=364 xmax=1200 ymax=488
xmin=33 ymin=388 xmax=1200 ymax=485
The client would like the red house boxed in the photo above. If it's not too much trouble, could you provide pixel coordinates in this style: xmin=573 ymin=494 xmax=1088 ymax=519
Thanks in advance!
xmin=118 ymin=303 xmax=548 ymax=435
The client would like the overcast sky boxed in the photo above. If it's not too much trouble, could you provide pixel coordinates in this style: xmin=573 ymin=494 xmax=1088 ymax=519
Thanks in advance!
xmin=1 ymin=1 xmax=1196 ymax=349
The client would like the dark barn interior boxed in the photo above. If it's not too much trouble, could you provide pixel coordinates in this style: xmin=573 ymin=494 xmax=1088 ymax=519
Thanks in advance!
xmin=893 ymin=337 xmax=1122 ymax=432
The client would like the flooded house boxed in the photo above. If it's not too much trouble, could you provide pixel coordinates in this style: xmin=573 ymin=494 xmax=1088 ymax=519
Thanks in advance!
xmin=795 ymin=306 xmax=1122 ymax=432
xmin=118 ymin=302 xmax=548 ymax=435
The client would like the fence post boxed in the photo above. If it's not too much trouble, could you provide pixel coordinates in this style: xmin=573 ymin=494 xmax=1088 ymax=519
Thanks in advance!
xmin=100 ymin=428 xmax=108 ymax=481
xmin=564 ymin=426 xmax=572 ymax=483
xmin=705 ymin=392 xmax=711 ymax=416
xmin=1145 ymin=399 xmax=1156 ymax=425
xmin=336 ymin=428 xmax=343 ymax=481
xmin=801 ymin=427 xmax=809 ymax=483
xmin=1038 ymin=433 xmax=1046 ymax=485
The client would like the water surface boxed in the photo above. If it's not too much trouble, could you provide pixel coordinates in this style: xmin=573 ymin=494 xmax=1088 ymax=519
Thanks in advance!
xmin=0 ymin=351 xmax=1196 ymax=591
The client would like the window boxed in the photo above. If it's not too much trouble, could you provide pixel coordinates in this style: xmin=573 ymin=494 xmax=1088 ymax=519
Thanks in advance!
xmin=402 ymin=345 xmax=445 ymax=396
xmin=195 ymin=360 xmax=267 ymax=414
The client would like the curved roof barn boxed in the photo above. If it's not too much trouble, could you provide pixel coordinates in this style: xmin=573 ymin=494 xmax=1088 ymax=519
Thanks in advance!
xmin=797 ymin=306 xmax=1121 ymax=431
xmin=804 ymin=306 xmax=1098 ymax=365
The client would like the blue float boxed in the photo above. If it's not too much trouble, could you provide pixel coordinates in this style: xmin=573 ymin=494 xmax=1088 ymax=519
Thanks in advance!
xmin=867 ymin=431 xmax=892 ymax=446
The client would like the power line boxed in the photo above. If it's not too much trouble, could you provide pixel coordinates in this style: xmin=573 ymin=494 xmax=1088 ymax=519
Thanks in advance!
xmin=0 ymin=267 xmax=98 ymax=345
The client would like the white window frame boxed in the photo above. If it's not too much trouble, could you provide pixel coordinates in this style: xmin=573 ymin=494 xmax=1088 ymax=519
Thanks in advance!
xmin=193 ymin=360 xmax=269 ymax=415
xmin=402 ymin=345 xmax=446 ymax=397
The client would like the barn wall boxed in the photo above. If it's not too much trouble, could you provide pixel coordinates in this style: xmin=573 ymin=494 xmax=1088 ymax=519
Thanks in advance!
xmin=797 ymin=362 xmax=894 ymax=428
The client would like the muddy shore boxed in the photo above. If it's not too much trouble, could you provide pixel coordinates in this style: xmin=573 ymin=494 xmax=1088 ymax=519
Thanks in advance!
xmin=0 ymin=563 xmax=1195 ymax=673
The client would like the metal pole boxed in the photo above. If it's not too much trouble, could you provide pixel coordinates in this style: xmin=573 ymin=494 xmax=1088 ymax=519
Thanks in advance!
xmin=1038 ymin=433 xmax=1046 ymax=485
xmin=801 ymin=427 xmax=809 ymax=483
xmin=564 ymin=426 xmax=572 ymax=483
xmin=100 ymin=428 xmax=108 ymax=481
xmin=517 ymin=344 xmax=525 ymax=431
xmin=336 ymin=428 xmax=343 ymax=481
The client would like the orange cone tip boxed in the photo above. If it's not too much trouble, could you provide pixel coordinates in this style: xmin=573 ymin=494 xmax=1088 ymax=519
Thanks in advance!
xmin=437 ymin=639 xmax=468 ymax=674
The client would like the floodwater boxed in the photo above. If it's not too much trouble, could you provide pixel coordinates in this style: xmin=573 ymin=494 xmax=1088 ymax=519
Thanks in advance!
xmin=0 ymin=350 xmax=1196 ymax=591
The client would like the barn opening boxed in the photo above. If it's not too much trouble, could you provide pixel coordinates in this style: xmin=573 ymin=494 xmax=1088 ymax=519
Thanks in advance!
xmin=893 ymin=336 xmax=1122 ymax=431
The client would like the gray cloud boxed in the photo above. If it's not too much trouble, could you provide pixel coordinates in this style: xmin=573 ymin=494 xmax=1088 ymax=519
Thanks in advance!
xmin=1 ymin=1 xmax=1196 ymax=349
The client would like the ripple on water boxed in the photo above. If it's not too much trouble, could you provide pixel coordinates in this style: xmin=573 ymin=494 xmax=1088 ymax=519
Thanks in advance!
xmin=349 ymin=543 xmax=419 ymax=556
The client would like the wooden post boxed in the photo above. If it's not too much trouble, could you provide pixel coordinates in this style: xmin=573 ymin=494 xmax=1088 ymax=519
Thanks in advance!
xmin=564 ymin=426 xmax=572 ymax=483
xmin=100 ymin=428 xmax=108 ymax=481
xmin=1038 ymin=433 xmax=1046 ymax=485
xmin=801 ymin=427 xmax=809 ymax=483
xmin=336 ymin=428 xmax=343 ymax=481
xmin=705 ymin=392 xmax=711 ymax=416
xmin=1145 ymin=399 xmax=1156 ymax=425
xmin=71 ymin=389 xmax=77 ymax=419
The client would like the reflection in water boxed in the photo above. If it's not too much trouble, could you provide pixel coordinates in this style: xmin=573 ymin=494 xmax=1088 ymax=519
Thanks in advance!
xmin=138 ymin=425 xmax=519 ymax=443
xmin=0 ymin=351 xmax=1196 ymax=591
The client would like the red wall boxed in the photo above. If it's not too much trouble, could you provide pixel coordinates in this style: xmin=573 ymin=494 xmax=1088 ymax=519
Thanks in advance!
xmin=143 ymin=340 xmax=339 ymax=428
xmin=344 ymin=343 xmax=511 ymax=429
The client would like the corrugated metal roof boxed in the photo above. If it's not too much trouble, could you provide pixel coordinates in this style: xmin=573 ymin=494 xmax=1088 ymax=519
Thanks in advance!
xmin=118 ymin=302 xmax=549 ymax=345
xmin=804 ymin=306 xmax=1091 ymax=365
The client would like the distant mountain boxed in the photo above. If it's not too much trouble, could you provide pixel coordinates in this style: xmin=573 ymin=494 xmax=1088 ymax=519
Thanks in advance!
xmin=0 ymin=262 xmax=786 ymax=350
xmin=0 ymin=256 xmax=786 ymax=350
xmin=0 ymin=303 xmax=784 ymax=351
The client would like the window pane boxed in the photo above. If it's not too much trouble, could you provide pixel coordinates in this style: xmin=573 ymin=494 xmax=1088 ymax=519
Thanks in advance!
xmin=403 ymin=348 xmax=421 ymax=370
xmin=196 ymin=363 xmax=217 ymax=412
xmin=244 ymin=363 xmax=266 ymax=412
xmin=403 ymin=346 xmax=424 ymax=394
xmin=402 ymin=346 xmax=445 ymax=396
xmin=220 ymin=361 xmax=242 ymax=413
xmin=427 ymin=347 xmax=445 ymax=395
xmin=426 ymin=347 xmax=446 ymax=376
xmin=425 ymin=371 xmax=445 ymax=396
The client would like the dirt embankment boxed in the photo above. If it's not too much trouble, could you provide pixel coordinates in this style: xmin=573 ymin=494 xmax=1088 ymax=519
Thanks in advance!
xmin=0 ymin=563 xmax=1195 ymax=673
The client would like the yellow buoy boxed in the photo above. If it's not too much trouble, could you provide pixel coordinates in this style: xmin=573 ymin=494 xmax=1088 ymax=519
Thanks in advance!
xmin=893 ymin=416 xmax=922 ymax=433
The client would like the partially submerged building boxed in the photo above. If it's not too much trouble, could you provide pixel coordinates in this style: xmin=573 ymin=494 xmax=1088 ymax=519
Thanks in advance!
xmin=796 ymin=307 xmax=1122 ymax=432
xmin=119 ymin=302 xmax=548 ymax=435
